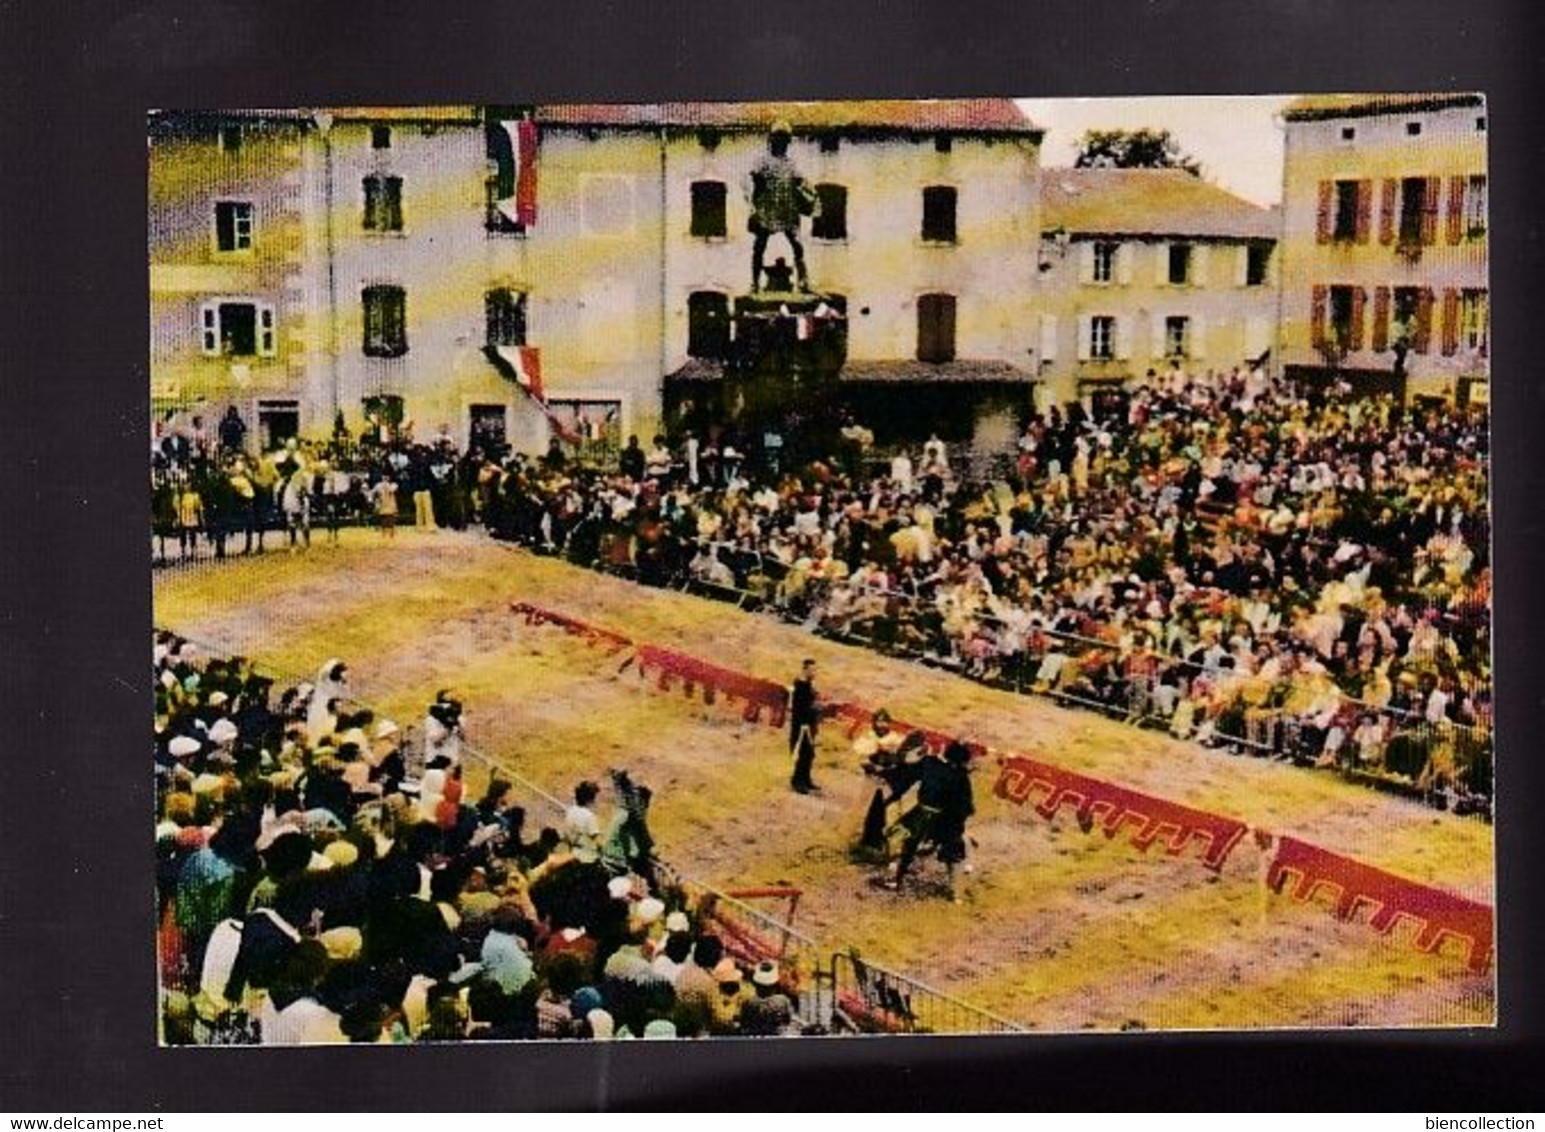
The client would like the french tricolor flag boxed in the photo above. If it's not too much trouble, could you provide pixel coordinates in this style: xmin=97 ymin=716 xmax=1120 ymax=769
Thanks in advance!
xmin=496 ymin=345 xmax=543 ymax=401
xmin=493 ymin=119 xmax=539 ymax=227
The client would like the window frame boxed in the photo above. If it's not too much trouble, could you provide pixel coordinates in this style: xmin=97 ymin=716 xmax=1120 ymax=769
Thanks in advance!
xmin=1464 ymin=175 xmax=1488 ymax=239
xmin=921 ymin=185 xmax=958 ymax=245
xmin=1332 ymin=180 xmax=1361 ymax=241
xmin=1398 ymin=176 xmax=1428 ymax=247
xmin=916 ymin=292 xmax=958 ymax=363
xmin=362 ymin=174 xmax=405 ymax=234
xmin=687 ymin=291 xmax=732 ymax=359
xmin=1460 ymin=289 xmax=1489 ymax=353
xmin=1246 ymin=244 xmax=1271 ymax=287
xmin=811 ymin=182 xmax=848 ymax=242
xmin=371 ymin=125 xmax=392 ymax=150
xmin=1167 ymin=243 xmax=1193 ymax=286
xmin=361 ymin=284 xmax=408 ymax=358
xmin=484 ymin=287 xmax=529 ymax=349
xmin=1091 ymin=241 xmax=1118 ymax=284
xmin=213 ymin=200 xmax=255 ymax=254
xmin=199 ymin=299 xmax=277 ymax=359
xmin=1164 ymin=315 xmax=1192 ymax=360
xmin=1329 ymin=285 xmax=1357 ymax=350
xmin=689 ymin=180 xmax=728 ymax=240
xmin=1090 ymin=315 xmax=1116 ymax=361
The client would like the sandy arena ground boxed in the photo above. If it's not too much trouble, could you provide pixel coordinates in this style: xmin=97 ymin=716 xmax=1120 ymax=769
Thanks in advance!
xmin=154 ymin=528 xmax=1497 ymax=1032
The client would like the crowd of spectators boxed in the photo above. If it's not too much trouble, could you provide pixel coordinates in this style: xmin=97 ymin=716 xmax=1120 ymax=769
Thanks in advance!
xmin=479 ymin=367 xmax=1492 ymax=809
xmin=151 ymin=408 xmax=486 ymax=562
xmin=155 ymin=632 xmax=810 ymax=1044
xmin=153 ymin=365 xmax=1491 ymax=810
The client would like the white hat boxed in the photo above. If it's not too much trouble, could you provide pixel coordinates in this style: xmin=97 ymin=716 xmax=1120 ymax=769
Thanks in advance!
xmin=168 ymin=735 xmax=201 ymax=758
xmin=752 ymin=960 xmax=780 ymax=987
xmin=607 ymin=876 xmax=634 ymax=900
xmin=586 ymin=1008 xmax=615 ymax=1040
xmin=635 ymin=897 xmax=665 ymax=925
xmin=208 ymin=691 xmax=229 ymax=708
xmin=374 ymin=719 xmax=400 ymax=740
xmin=208 ymin=718 xmax=239 ymax=744
xmin=665 ymin=911 xmax=690 ymax=933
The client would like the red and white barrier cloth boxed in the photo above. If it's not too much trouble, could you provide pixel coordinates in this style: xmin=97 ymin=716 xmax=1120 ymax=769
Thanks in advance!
xmin=510 ymin=600 xmax=1493 ymax=974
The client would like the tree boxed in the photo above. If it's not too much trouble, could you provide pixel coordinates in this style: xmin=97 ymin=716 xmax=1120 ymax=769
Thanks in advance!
xmin=1073 ymin=128 xmax=1203 ymax=176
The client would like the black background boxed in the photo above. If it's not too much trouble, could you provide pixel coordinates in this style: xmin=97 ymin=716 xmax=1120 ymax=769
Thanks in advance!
xmin=2 ymin=0 xmax=1542 ymax=1112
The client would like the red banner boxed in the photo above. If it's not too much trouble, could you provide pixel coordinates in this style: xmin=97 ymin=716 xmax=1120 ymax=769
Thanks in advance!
xmin=510 ymin=599 xmax=1494 ymax=974
xmin=515 ymin=119 xmax=538 ymax=228
xmin=510 ymin=601 xmax=632 ymax=652
xmin=993 ymin=754 xmax=1248 ymax=872
xmin=634 ymin=643 xmax=789 ymax=727
xmin=1259 ymin=833 xmax=1493 ymax=973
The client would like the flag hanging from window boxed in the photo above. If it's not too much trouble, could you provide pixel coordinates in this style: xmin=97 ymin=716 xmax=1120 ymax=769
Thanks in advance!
xmin=493 ymin=119 xmax=539 ymax=227
xmin=495 ymin=344 xmax=544 ymax=401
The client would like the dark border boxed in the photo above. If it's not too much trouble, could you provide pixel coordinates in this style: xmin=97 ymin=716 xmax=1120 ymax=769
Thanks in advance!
xmin=2 ymin=0 xmax=1542 ymax=1112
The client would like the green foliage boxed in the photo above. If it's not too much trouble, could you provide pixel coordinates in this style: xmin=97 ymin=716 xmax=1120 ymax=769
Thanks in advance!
xmin=1073 ymin=128 xmax=1202 ymax=176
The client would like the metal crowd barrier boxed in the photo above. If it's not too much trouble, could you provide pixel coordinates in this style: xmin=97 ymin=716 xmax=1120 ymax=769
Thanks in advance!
xmin=156 ymin=631 xmax=1025 ymax=1035
xmin=543 ymin=527 xmax=1492 ymax=811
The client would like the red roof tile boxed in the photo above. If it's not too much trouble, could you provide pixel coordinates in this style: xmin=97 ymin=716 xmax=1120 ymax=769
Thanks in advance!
xmin=537 ymin=99 xmax=1039 ymax=136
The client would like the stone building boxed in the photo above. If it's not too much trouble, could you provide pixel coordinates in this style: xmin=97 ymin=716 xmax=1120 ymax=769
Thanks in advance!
xmin=1277 ymin=93 xmax=1489 ymax=405
xmin=1034 ymin=167 xmax=1279 ymax=411
xmin=150 ymin=100 xmax=1044 ymax=456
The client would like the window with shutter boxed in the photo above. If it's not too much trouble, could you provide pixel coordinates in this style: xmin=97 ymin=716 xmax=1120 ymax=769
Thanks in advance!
xmin=921 ymin=186 xmax=957 ymax=244
xmin=1089 ymin=316 xmax=1115 ymax=361
xmin=1164 ymin=316 xmax=1190 ymax=359
xmin=688 ymin=292 xmax=731 ymax=359
xmin=811 ymin=183 xmax=848 ymax=241
xmin=1398 ymin=178 xmax=1427 ymax=247
xmin=1413 ymin=287 xmax=1434 ymax=354
xmin=1347 ymin=288 xmax=1366 ymax=352
xmin=1420 ymin=176 xmax=1441 ymax=245
xmin=1379 ymin=179 xmax=1398 ymax=245
xmin=1316 ymin=181 xmax=1333 ymax=244
xmin=690 ymin=181 xmax=728 ymax=239
xmin=1168 ymin=244 xmax=1192 ymax=286
xmin=1464 ymin=176 xmax=1487 ymax=239
xmin=1329 ymin=286 xmax=1356 ymax=351
xmin=1441 ymin=289 xmax=1460 ymax=356
xmin=1371 ymin=287 xmax=1391 ymax=352
xmin=1310 ymin=286 xmax=1328 ymax=350
xmin=199 ymin=301 xmax=274 ymax=358
xmin=916 ymin=293 xmax=957 ymax=362
xmin=1460 ymin=289 xmax=1489 ymax=354
xmin=1446 ymin=177 xmax=1466 ymax=245
xmin=1391 ymin=288 xmax=1421 ymax=353
xmin=1333 ymin=180 xmax=1360 ymax=240
xmin=1354 ymin=180 xmax=1373 ymax=243
xmin=1091 ymin=241 xmax=1118 ymax=284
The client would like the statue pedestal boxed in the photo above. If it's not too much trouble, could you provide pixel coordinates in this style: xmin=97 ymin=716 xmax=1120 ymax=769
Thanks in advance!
xmin=730 ymin=291 xmax=847 ymax=382
xmin=723 ymin=291 xmax=849 ymax=462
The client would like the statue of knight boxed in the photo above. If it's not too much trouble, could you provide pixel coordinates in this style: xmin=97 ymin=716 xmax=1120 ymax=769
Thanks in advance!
xmin=746 ymin=119 xmax=820 ymax=293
